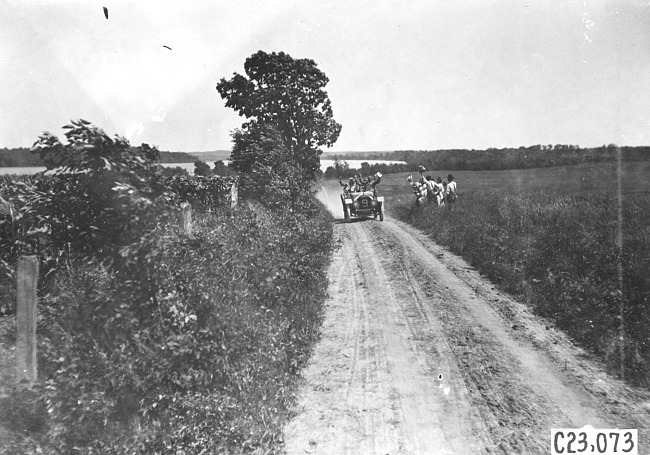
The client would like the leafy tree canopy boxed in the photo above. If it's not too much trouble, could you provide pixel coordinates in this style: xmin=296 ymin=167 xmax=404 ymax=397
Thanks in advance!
xmin=31 ymin=119 xmax=160 ymax=175
xmin=26 ymin=120 xmax=167 ymax=260
xmin=194 ymin=160 xmax=212 ymax=176
xmin=217 ymin=50 xmax=342 ymax=182
xmin=212 ymin=160 xmax=233 ymax=176
xmin=229 ymin=123 xmax=303 ymax=208
xmin=229 ymin=123 xmax=289 ymax=175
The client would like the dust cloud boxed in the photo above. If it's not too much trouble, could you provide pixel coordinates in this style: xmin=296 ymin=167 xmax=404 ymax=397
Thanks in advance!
xmin=316 ymin=184 xmax=344 ymax=220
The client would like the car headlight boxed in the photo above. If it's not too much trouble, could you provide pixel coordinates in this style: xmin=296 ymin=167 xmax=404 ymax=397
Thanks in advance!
xmin=353 ymin=201 xmax=359 ymax=208
xmin=371 ymin=200 xmax=377 ymax=206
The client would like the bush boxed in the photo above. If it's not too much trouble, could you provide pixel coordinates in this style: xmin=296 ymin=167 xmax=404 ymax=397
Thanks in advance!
xmin=162 ymin=174 xmax=235 ymax=213
xmin=1 ymin=118 xmax=335 ymax=453
xmin=0 ymin=122 xmax=183 ymax=316
xmin=1 ymin=199 xmax=333 ymax=454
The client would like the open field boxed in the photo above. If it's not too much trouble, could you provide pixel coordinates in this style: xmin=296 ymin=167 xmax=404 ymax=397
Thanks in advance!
xmin=370 ymin=160 xmax=650 ymax=199
xmin=320 ymin=158 xmax=650 ymax=382
xmin=353 ymin=160 xmax=650 ymax=385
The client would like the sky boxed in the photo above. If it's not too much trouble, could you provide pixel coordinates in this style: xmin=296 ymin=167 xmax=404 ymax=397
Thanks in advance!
xmin=1 ymin=0 xmax=650 ymax=152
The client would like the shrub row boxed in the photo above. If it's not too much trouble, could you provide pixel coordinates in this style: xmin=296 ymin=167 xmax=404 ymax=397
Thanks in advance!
xmin=1 ymin=120 xmax=335 ymax=454
xmin=1 ymin=198 xmax=333 ymax=454
xmin=390 ymin=190 xmax=650 ymax=382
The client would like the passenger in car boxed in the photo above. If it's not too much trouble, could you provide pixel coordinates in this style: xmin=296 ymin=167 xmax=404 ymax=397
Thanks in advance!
xmin=339 ymin=177 xmax=357 ymax=193
xmin=361 ymin=172 xmax=382 ymax=191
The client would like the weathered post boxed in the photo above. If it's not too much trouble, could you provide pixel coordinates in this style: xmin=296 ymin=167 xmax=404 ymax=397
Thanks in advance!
xmin=230 ymin=182 xmax=238 ymax=209
xmin=181 ymin=202 xmax=192 ymax=235
xmin=229 ymin=182 xmax=239 ymax=219
xmin=16 ymin=255 xmax=38 ymax=385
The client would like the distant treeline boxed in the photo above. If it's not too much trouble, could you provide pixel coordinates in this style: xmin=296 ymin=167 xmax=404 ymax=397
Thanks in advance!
xmin=0 ymin=147 xmax=42 ymax=167
xmin=188 ymin=150 xmax=232 ymax=162
xmin=0 ymin=147 xmax=198 ymax=167
xmin=160 ymin=151 xmax=199 ymax=163
xmin=329 ymin=144 xmax=650 ymax=172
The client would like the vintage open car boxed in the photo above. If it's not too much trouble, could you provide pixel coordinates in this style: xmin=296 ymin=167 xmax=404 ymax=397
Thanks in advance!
xmin=340 ymin=190 xmax=384 ymax=222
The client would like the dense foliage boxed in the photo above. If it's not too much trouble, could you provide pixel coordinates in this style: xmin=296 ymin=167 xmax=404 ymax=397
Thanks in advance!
xmin=217 ymin=50 xmax=342 ymax=186
xmin=0 ymin=123 xmax=234 ymax=289
xmin=0 ymin=119 xmax=334 ymax=453
xmin=1 ymin=202 xmax=332 ymax=454
xmin=163 ymin=174 xmax=234 ymax=213
xmin=0 ymin=122 xmax=178 ymax=317
xmin=193 ymin=160 xmax=213 ymax=176
xmin=229 ymin=123 xmax=307 ymax=209
xmin=212 ymin=160 xmax=235 ymax=177
xmin=391 ymin=189 xmax=650 ymax=383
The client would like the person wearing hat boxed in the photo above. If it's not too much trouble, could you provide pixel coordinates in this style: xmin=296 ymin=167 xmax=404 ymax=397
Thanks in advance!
xmin=361 ymin=172 xmax=382 ymax=192
xmin=407 ymin=174 xmax=427 ymax=206
xmin=425 ymin=176 xmax=438 ymax=203
xmin=429 ymin=176 xmax=443 ymax=206
xmin=339 ymin=176 xmax=357 ymax=194
xmin=427 ymin=177 xmax=441 ymax=206
xmin=445 ymin=174 xmax=458 ymax=208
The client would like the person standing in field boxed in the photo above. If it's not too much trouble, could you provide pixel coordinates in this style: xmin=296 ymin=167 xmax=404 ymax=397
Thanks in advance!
xmin=445 ymin=174 xmax=458 ymax=208
xmin=430 ymin=176 xmax=444 ymax=206
xmin=440 ymin=180 xmax=447 ymax=207
xmin=425 ymin=176 xmax=437 ymax=203
xmin=408 ymin=174 xmax=427 ymax=206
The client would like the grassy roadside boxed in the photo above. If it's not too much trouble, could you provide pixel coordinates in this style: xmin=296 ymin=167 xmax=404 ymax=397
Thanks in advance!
xmin=388 ymin=187 xmax=650 ymax=384
xmin=0 ymin=199 xmax=333 ymax=454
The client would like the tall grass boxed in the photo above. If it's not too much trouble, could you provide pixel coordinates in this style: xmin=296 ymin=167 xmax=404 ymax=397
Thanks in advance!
xmin=390 ymin=190 xmax=650 ymax=382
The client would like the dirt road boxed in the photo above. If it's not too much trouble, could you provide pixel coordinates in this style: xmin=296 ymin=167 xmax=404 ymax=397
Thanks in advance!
xmin=283 ymin=187 xmax=650 ymax=454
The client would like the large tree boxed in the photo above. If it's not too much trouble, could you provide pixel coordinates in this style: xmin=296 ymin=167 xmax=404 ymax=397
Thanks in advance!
xmin=216 ymin=50 xmax=342 ymax=184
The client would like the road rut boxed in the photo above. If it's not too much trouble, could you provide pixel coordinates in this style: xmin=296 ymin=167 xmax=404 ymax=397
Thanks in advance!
xmin=284 ymin=205 xmax=650 ymax=454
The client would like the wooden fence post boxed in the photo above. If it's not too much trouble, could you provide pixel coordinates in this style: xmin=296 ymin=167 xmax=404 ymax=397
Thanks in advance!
xmin=181 ymin=202 xmax=192 ymax=235
xmin=16 ymin=255 xmax=38 ymax=385
xmin=230 ymin=182 xmax=238 ymax=209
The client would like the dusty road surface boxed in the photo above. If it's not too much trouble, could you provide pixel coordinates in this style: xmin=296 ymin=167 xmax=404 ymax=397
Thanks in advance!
xmin=282 ymin=185 xmax=650 ymax=454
